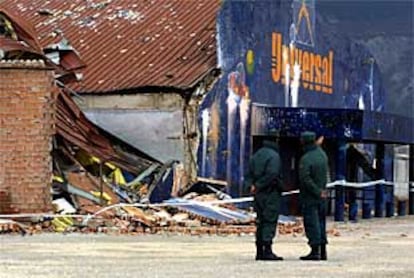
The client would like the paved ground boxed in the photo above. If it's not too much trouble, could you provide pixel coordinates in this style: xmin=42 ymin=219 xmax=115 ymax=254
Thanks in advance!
xmin=1 ymin=216 xmax=413 ymax=278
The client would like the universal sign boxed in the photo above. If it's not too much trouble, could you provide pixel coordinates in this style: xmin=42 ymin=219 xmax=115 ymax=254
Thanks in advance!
xmin=271 ymin=32 xmax=334 ymax=94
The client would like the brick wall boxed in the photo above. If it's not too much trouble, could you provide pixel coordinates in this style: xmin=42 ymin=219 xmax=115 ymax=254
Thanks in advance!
xmin=0 ymin=60 xmax=55 ymax=213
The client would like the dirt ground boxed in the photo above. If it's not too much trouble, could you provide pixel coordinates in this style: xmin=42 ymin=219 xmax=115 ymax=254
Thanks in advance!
xmin=1 ymin=216 xmax=413 ymax=278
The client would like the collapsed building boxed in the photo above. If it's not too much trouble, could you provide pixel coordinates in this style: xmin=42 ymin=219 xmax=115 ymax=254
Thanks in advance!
xmin=1 ymin=5 xmax=252 ymax=233
xmin=0 ymin=0 xmax=413 ymax=224
xmin=0 ymin=6 xmax=164 ymax=214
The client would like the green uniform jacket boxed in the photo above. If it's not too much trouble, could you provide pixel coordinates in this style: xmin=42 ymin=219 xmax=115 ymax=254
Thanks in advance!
xmin=244 ymin=140 xmax=283 ymax=242
xmin=299 ymin=144 xmax=328 ymax=205
xmin=244 ymin=140 xmax=283 ymax=195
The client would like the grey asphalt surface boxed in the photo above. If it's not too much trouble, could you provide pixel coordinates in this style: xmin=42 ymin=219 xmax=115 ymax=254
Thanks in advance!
xmin=1 ymin=216 xmax=413 ymax=278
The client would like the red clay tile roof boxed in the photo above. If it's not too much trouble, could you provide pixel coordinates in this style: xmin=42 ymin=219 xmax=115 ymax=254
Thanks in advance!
xmin=1 ymin=0 xmax=220 ymax=93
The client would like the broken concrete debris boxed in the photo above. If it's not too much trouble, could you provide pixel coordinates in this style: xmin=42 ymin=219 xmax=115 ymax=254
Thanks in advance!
xmin=0 ymin=203 xmax=306 ymax=237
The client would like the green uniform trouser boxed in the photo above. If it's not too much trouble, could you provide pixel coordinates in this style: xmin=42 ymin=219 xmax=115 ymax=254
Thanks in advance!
xmin=254 ymin=191 xmax=280 ymax=242
xmin=302 ymin=200 xmax=328 ymax=246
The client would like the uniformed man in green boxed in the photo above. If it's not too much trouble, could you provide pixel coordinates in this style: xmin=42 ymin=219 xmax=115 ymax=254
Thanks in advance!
xmin=244 ymin=132 xmax=283 ymax=261
xmin=299 ymin=131 xmax=329 ymax=261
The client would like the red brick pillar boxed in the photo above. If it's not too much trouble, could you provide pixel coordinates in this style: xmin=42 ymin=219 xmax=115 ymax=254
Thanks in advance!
xmin=0 ymin=60 xmax=55 ymax=213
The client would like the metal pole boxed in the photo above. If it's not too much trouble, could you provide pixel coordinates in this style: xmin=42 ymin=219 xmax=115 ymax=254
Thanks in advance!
xmin=334 ymin=141 xmax=346 ymax=221
xmin=347 ymin=157 xmax=358 ymax=221
xmin=375 ymin=144 xmax=385 ymax=217
xmin=397 ymin=200 xmax=406 ymax=216
xmin=385 ymin=145 xmax=394 ymax=217
xmin=99 ymin=162 xmax=104 ymax=206
xmin=386 ymin=185 xmax=394 ymax=217
xmin=409 ymin=145 xmax=414 ymax=215
xmin=327 ymin=190 xmax=333 ymax=216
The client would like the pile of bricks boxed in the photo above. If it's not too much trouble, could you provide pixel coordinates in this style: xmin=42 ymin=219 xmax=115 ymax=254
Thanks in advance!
xmin=0 ymin=210 xmax=307 ymax=237
xmin=0 ymin=208 xmax=345 ymax=237
xmin=0 ymin=221 xmax=20 ymax=234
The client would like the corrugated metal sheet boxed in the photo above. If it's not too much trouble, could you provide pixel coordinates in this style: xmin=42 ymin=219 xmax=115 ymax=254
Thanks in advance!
xmin=1 ymin=0 xmax=220 ymax=93
xmin=164 ymin=198 xmax=254 ymax=223
xmin=85 ymin=109 xmax=184 ymax=163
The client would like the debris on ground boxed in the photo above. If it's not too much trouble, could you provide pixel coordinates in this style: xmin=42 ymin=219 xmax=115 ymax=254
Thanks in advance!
xmin=327 ymin=228 xmax=341 ymax=237
xmin=0 ymin=213 xmax=304 ymax=237
xmin=0 ymin=186 xmax=305 ymax=236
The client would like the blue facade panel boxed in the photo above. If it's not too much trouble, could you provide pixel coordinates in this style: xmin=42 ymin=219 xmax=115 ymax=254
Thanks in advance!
xmin=251 ymin=105 xmax=364 ymax=140
xmin=362 ymin=112 xmax=414 ymax=143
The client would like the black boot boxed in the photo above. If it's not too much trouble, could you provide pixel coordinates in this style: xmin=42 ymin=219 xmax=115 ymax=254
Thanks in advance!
xmin=300 ymin=245 xmax=320 ymax=261
xmin=320 ymin=244 xmax=327 ymax=261
xmin=262 ymin=242 xmax=283 ymax=261
xmin=255 ymin=241 xmax=264 ymax=260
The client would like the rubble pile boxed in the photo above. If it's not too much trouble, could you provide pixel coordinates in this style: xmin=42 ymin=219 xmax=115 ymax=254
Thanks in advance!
xmin=0 ymin=187 xmax=308 ymax=237
xmin=0 ymin=215 xmax=306 ymax=237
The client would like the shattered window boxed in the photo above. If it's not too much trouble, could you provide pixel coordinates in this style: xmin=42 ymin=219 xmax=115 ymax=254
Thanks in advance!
xmin=0 ymin=13 xmax=17 ymax=40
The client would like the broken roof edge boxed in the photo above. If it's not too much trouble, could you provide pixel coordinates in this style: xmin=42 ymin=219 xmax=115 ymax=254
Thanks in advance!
xmin=57 ymin=87 xmax=161 ymax=171
xmin=0 ymin=6 xmax=43 ymax=53
xmin=74 ymin=67 xmax=221 ymax=95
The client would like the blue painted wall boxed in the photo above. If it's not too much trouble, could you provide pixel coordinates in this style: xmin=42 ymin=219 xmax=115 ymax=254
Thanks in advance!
xmin=197 ymin=0 xmax=408 ymax=197
xmin=211 ymin=0 xmax=385 ymax=109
